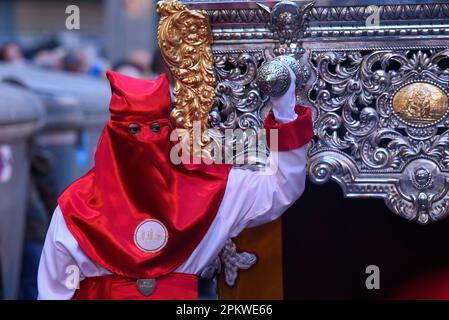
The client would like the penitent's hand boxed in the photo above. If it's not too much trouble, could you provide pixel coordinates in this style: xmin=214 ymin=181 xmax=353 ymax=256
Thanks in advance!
xmin=270 ymin=63 xmax=297 ymax=124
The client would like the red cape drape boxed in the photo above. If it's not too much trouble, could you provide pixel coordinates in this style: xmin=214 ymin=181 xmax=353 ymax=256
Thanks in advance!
xmin=59 ymin=71 xmax=231 ymax=279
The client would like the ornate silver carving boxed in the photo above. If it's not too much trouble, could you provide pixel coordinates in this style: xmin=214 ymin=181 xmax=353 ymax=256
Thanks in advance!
xmin=256 ymin=60 xmax=291 ymax=97
xmin=189 ymin=0 xmax=449 ymax=289
xmin=411 ymin=167 xmax=433 ymax=191
xmin=207 ymin=7 xmax=269 ymax=25
xmin=211 ymin=50 xmax=268 ymax=131
xmin=308 ymin=3 xmax=449 ymax=24
xmin=308 ymin=48 xmax=449 ymax=224
xmin=272 ymin=55 xmax=302 ymax=88
xmin=258 ymin=1 xmax=314 ymax=55
xmin=200 ymin=2 xmax=315 ymax=289
xmin=208 ymin=50 xmax=271 ymax=167
xmin=197 ymin=2 xmax=449 ymax=26
xmin=187 ymin=1 xmax=449 ymax=41
xmin=255 ymin=54 xmax=309 ymax=98
xmin=220 ymin=239 xmax=257 ymax=287
xmin=201 ymin=239 xmax=257 ymax=287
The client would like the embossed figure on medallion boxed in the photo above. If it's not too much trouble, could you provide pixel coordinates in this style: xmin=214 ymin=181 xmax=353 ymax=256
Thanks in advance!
xmin=411 ymin=167 xmax=433 ymax=190
xmin=308 ymin=48 xmax=449 ymax=224
xmin=393 ymin=83 xmax=449 ymax=126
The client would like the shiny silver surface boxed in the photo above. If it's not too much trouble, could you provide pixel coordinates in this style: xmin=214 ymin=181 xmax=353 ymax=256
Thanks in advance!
xmin=192 ymin=0 xmax=449 ymax=224
xmin=256 ymin=60 xmax=291 ymax=97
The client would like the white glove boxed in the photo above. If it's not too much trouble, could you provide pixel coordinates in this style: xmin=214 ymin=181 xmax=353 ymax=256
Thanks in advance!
xmin=270 ymin=63 xmax=297 ymax=124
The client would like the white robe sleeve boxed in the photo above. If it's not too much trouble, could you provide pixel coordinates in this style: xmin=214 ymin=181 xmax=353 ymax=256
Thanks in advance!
xmin=225 ymin=145 xmax=307 ymax=238
xmin=178 ymin=111 xmax=310 ymax=273
xmin=220 ymin=68 xmax=307 ymax=236
xmin=37 ymin=207 xmax=110 ymax=300
xmin=215 ymin=97 xmax=308 ymax=237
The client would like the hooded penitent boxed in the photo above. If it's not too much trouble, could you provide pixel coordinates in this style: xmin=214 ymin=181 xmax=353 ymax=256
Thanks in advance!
xmin=58 ymin=71 xmax=231 ymax=279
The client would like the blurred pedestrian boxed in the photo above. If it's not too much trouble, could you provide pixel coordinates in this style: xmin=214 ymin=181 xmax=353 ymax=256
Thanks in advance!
xmin=32 ymin=49 xmax=65 ymax=71
xmin=151 ymin=49 xmax=170 ymax=79
xmin=151 ymin=49 xmax=174 ymax=100
xmin=62 ymin=49 xmax=89 ymax=73
xmin=112 ymin=60 xmax=144 ymax=78
xmin=0 ymin=42 xmax=26 ymax=64
xmin=127 ymin=50 xmax=152 ymax=77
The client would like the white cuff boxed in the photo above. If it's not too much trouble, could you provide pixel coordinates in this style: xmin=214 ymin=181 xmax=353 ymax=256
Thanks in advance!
xmin=272 ymin=110 xmax=298 ymax=124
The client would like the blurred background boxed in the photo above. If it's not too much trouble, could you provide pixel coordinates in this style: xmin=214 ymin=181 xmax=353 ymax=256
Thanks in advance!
xmin=0 ymin=0 xmax=170 ymax=300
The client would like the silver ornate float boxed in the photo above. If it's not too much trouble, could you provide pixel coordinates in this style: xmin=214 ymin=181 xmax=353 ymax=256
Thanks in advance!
xmin=180 ymin=0 xmax=449 ymax=225
xmin=158 ymin=0 xmax=449 ymax=292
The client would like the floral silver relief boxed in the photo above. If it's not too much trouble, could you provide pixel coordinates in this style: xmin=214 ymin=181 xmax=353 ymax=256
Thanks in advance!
xmin=308 ymin=48 xmax=449 ymax=224
xmin=189 ymin=0 xmax=449 ymax=290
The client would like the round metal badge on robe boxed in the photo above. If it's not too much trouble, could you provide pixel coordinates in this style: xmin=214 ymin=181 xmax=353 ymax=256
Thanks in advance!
xmin=134 ymin=219 xmax=168 ymax=253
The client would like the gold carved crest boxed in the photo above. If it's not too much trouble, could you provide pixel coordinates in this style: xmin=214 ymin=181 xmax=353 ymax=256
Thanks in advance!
xmin=157 ymin=0 xmax=215 ymax=137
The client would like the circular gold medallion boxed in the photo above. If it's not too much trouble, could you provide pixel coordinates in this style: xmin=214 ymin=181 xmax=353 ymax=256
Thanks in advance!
xmin=392 ymin=82 xmax=449 ymax=126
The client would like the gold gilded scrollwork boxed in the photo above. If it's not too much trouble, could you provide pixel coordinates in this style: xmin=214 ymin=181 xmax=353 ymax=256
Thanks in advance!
xmin=157 ymin=0 xmax=215 ymax=143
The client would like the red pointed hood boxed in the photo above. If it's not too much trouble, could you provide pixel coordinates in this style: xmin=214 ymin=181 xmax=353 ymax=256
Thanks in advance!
xmin=58 ymin=72 xmax=231 ymax=279
xmin=106 ymin=71 xmax=171 ymax=120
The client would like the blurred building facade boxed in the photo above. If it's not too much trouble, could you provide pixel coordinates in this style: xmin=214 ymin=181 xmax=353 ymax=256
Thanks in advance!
xmin=0 ymin=0 xmax=158 ymax=62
